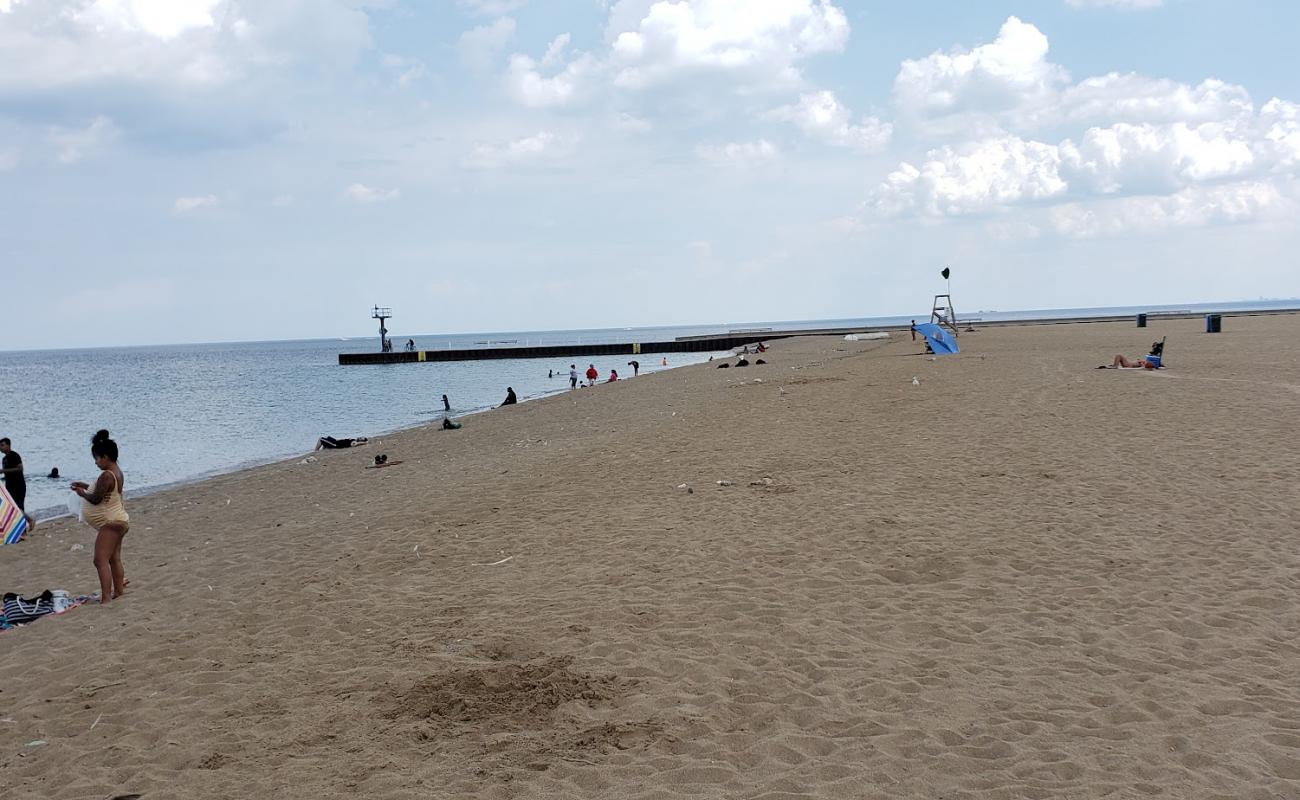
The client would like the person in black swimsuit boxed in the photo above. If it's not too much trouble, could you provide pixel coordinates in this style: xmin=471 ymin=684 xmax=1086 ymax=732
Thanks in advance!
xmin=315 ymin=436 xmax=369 ymax=450
xmin=0 ymin=438 xmax=27 ymax=516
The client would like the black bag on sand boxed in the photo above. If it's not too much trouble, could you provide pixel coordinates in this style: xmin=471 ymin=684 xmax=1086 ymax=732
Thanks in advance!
xmin=3 ymin=590 xmax=56 ymax=625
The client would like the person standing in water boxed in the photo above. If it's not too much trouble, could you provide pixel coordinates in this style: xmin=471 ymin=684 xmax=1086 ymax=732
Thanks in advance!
xmin=569 ymin=364 xmax=578 ymax=389
xmin=71 ymin=430 xmax=129 ymax=605
xmin=627 ymin=360 xmax=639 ymax=376
xmin=585 ymin=364 xmax=598 ymax=385
xmin=442 ymin=394 xmax=451 ymax=412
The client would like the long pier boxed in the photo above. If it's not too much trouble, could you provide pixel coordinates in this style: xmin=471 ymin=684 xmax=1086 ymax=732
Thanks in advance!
xmin=337 ymin=309 xmax=1299 ymax=365
xmin=338 ymin=332 xmax=786 ymax=365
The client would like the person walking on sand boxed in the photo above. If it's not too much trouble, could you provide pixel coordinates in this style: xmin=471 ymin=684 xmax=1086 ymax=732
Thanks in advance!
xmin=910 ymin=320 xmax=917 ymax=341
xmin=0 ymin=437 xmax=28 ymax=517
xmin=569 ymin=364 xmax=578 ymax=389
xmin=500 ymin=387 xmax=518 ymax=406
xmin=71 ymin=430 xmax=129 ymax=605
xmin=585 ymin=364 xmax=598 ymax=384
xmin=627 ymin=360 xmax=639 ymax=376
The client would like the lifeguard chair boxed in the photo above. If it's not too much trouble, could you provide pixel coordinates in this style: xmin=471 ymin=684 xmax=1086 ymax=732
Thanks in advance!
xmin=930 ymin=294 xmax=959 ymax=338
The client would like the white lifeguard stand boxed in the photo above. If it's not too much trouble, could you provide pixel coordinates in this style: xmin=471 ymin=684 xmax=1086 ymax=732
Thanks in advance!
xmin=930 ymin=294 xmax=959 ymax=338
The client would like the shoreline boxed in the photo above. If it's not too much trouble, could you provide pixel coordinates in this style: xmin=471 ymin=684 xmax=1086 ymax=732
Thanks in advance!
xmin=3 ymin=316 xmax=1298 ymax=799
xmin=20 ymin=353 xmax=722 ymax=524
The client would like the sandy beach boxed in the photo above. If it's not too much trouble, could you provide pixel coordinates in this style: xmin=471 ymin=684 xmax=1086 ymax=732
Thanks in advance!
xmin=2 ymin=315 xmax=1298 ymax=800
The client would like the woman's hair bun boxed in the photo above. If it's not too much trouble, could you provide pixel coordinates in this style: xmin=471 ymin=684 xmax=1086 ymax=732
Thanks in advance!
xmin=93 ymin=429 xmax=111 ymax=444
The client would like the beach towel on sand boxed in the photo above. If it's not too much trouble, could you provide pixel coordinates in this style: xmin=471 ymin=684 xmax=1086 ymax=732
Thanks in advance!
xmin=1 ymin=590 xmax=89 ymax=629
xmin=1 ymin=483 xmax=29 ymax=545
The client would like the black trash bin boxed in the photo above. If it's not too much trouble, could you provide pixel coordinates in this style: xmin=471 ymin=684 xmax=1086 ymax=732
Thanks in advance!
xmin=1206 ymin=314 xmax=1222 ymax=333
xmin=1136 ymin=313 xmax=1147 ymax=328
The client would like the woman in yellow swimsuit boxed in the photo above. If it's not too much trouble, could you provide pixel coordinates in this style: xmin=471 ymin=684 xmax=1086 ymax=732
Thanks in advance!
xmin=71 ymin=430 xmax=129 ymax=605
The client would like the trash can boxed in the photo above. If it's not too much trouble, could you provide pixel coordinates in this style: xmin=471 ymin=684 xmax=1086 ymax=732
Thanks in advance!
xmin=1136 ymin=313 xmax=1147 ymax=328
xmin=1206 ymin=314 xmax=1222 ymax=333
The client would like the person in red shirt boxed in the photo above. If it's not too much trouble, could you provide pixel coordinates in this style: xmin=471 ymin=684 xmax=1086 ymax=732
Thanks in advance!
xmin=608 ymin=370 xmax=618 ymax=382
xmin=585 ymin=364 xmax=598 ymax=384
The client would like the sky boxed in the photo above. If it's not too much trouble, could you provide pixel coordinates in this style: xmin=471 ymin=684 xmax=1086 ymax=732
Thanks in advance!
xmin=1 ymin=0 xmax=1298 ymax=349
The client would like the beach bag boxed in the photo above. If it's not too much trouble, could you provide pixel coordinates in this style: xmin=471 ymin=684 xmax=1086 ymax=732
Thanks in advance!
xmin=2 ymin=590 xmax=56 ymax=625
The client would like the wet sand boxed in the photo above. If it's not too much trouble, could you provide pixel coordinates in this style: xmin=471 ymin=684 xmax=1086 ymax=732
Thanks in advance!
xmin=3 ymin=315 xmax=1299 ymax=799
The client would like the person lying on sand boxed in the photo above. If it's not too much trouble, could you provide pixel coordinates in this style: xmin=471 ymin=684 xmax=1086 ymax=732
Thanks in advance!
xmin=1099 ymin=340 xmax=1165 ymax=370
xmin=1104 ymin=354 xmax=1158 ymax=369
xmin=316 ymin=436 xmax=369 ymax=450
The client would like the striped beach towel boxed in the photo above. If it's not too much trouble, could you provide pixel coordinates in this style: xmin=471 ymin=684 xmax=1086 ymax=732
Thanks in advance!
xmin=1 ymin=483 xmax=30 ymax=545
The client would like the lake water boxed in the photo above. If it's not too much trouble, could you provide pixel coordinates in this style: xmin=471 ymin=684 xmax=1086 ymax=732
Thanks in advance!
xmin=1 ymin=300 xmax=1293 ymax=519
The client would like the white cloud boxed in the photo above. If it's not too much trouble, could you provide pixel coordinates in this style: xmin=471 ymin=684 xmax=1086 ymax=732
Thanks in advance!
xmin=0 ymin=1 xmax=374 ymax=92
xmin=382 ymin=53 xmax=427 ymax=86
xmin=463 ymin=130 xmax=567 ymax=168
xmin=1049 ymin=181 xmax=1287 ymax=238
xmin=876 ymin=117 xmax=1294 ymax=219
xmin=695 ymin=139 xmax=779 ymax=166
xmin=1262 ymin=98 xmax=1300 ymax=168
xmin=876 ymin=136 xmax=1067 ymax=216
xmin=500 ymin=0 xmax=851 ymax=111
xmin=611 ymin=111 xmax=651 ymax=132
xmin=49 ymin=116 xmax=118 ymax=164
xmin=75 ymin=0 xmax=221 ymax=40
xmin=894 ymin=16 xmax=1067 ymax=125
xmin=458 ymin=0 xmax=527 ymax=15
xmin=173 ymin=194 xmax=218 ymax=213
xmin=769 ymin=90 xmax=891 ymax=152
xmin=873 ymin=15 xmax=1300 ymax=237
xmin=541 ymin=32 xmax=571 ymax=67
xmin=608 ymin=0 xmax=849 ymax=90
xmin=1056 ymin=75 xmax=1253 ymax=128
xmin=1065 ymin=0 xmax=1163 ymax=9
xmin=1060 ymin=121 xmax=1256 ymax=194
xmin=505 ymin=50 xmax=597 ymax=108
xmin=894 ymin=16 xmax=1263 ymax=137
xmin=343 ymin=183 xmax=399 ymax=204
xmin=458 ymin=16 xmax=516 ymax=72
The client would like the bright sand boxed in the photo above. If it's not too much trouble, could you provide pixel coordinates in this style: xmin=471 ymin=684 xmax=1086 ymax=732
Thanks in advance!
xmin=3 ymin=315 xmax=1299 ymax=799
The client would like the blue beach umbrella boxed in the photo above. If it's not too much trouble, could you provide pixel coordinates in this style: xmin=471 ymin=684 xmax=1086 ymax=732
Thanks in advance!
xmin=913 ymin=323 xmax=960 ymax=355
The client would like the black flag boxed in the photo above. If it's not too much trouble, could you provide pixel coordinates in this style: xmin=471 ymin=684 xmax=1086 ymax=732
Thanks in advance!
xmin=941 ymin=267 xmax=950 ymax=280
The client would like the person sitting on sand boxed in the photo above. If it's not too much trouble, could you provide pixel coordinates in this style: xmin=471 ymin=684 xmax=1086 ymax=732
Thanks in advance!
xmin=442 ymin=417 xmax=462 ymax=430
xmin=735 ymin=356 xmax=750 ymax=368
xmin=316 ymin=436 xmax=368 ymax=450
xmin=608 ymin=370 xmax=618 ymax=382
xmin=501 ymin=387 xmax=518 ymax=406
xmin=70 ymin=430 xmax=129 ymax=605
